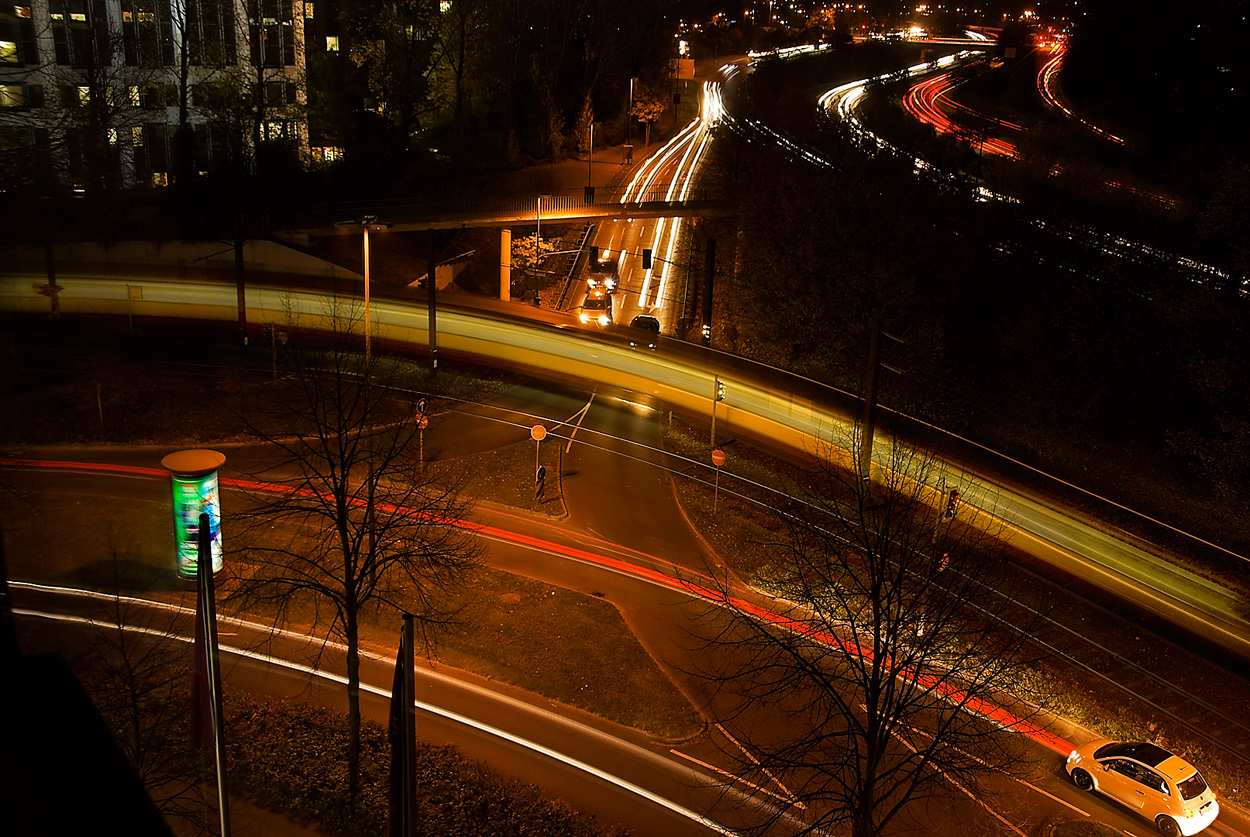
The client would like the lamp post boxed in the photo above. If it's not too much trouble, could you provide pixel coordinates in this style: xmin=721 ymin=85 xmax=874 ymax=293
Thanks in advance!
xmin=534 ymin=195 xmax=550 ymax=306
xmin=334 ymin=215 xmax=392 ymax=365
xmin=628 ymin=77 xmax=635 ymax=145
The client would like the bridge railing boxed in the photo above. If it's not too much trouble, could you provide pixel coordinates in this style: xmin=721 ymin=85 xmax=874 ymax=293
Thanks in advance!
xmin=265 ymin=185 xmax=729 ymax=232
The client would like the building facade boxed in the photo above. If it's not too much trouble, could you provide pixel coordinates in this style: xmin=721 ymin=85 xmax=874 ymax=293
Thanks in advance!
xmin=0 ymin=0 xmax=309 ymax=190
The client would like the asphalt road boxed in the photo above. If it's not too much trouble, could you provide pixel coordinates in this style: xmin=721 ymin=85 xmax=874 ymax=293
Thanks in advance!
xmin=9 ymin=374 xmax=1249 ymax=836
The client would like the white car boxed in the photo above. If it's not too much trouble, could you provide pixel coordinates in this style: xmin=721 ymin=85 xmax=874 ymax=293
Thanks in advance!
xmin=1066 ymin=740 xmax=1219 ymax=836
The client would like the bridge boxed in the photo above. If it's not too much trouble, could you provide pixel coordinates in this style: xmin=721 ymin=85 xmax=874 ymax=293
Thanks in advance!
xmin=265 ymin=185 xmax=735 ymax=236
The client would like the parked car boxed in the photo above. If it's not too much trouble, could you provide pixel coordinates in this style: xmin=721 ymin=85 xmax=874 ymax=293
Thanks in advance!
xmin=1066 ymin=740 xmax=1219 ymax=836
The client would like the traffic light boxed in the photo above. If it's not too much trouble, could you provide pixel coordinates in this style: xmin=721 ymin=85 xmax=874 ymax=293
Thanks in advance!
xmin=945 ymin=488 xmax=961 ymax=519
xmin=715 ymin=379 xmax=725 ymax=402
xmin=642 ymin=248 xmax=652 ymax=269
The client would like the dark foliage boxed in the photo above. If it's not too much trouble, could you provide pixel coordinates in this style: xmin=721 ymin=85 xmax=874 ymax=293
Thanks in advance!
xmin=227 ymin=695 xmax=629 ymax=837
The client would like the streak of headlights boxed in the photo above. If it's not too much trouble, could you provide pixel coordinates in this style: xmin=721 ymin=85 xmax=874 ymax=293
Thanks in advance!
xmin=13 ymin=593 xmax=737 ymax=836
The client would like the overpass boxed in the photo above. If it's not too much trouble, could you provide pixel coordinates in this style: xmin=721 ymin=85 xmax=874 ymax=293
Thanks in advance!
xmin=265 ymin=185 xmax=736 ymax=236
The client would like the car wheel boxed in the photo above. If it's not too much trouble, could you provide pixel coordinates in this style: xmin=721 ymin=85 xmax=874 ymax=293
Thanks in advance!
xmin=1071 ymin=768 xmax=1094 ymax=791
xmin=1155 ymin=816 xmax=1182 ymax=837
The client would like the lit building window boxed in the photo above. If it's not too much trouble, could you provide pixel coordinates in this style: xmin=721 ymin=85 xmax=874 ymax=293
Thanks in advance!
xmin=108 ymin=127 xmax=118 ymax=144
xmin=0 ymin=84 xmax=24 ymax=107
xmin=129 ymin=85 xmax=140 ymax=105
xmin=15 ymin=6 xmax=33 ymax=18
xmin=0 ymin=40 xmax=16 ymax=63
xmin=325 ymin=35 xmax=339 ymax=51
xmin=132 ymin=125 xmax=143 ymax=145
xmin=77 ymin=85 xmax=90 ymax=104
xmin=151 ymin=171 xmax=168 ymax=186
xmin=304 ymin=2 xmax=313 ymax=17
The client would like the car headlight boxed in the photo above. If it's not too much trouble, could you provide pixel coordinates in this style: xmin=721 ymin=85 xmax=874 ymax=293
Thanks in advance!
xmin=598 ymin=315 xmax=609 ymax=326
xmin=579 ymin=312 xmax=590 ymax=323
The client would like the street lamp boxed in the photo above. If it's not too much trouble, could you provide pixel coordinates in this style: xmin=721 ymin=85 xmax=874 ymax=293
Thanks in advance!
xmin=334 ymin=215 xmax=391 ymax=365
xmin=534 ymin=194 xmax=550 ymax=306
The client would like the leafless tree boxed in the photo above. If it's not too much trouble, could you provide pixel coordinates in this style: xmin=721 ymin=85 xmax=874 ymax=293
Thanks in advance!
xmin=229 ymin=301 xmax=483 ymax=806
xmin=695 ymin=431 xmax=1052 ymax=837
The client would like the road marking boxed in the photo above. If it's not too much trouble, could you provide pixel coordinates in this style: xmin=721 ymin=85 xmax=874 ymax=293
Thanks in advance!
xmin=563 ymin=392 xmax=595 ymax=453
xmin=669 ymin=748 xmax=795 ymax=807
xmin=17 ymin=604 xmax=738 ymax=836
xmin=713 ymin=723 xmax=803 ymax=808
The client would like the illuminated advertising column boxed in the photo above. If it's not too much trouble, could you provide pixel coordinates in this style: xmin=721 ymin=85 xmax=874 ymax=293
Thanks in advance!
xmin=161 ymin=450 xmax=227 ymax=579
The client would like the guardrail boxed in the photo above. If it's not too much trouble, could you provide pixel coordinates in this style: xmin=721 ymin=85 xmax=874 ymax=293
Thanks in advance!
xmin=264 ymin=186 xmax=731 ymax=233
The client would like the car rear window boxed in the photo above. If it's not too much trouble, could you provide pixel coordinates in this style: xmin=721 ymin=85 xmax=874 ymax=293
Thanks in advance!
xmin=1177 ymin=772 xmax=1208 ymax=801
xmin=584 ymin=298 xmax=608 ymax=311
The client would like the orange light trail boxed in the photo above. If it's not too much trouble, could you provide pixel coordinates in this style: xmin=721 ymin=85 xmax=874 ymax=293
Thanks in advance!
xmin=5 ymin=457 xmax=1077 ymax=757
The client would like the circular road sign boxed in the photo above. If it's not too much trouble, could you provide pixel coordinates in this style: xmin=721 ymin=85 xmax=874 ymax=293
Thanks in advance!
xmin=711 ymin=449 xmax=726 ymax=467
xmin=531 ymin=425 xmax=547 ymax=442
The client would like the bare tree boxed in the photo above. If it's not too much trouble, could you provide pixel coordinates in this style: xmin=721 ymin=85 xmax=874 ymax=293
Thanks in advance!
xmin=696 ymin=432 xmax=1051 ymax=837
xmin=229 ymin=302 xmax=483 ymax=806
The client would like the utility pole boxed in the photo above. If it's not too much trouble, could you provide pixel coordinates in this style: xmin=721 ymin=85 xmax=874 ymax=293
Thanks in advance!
xmin=428 ymin=230 xmax=439 ymax=373
xmin=701 ymin=238 xmax=715 ymax=346
xmin=710 ymin=375 xmax=726 ymax=447
xmin=858 ymin=321 xmax=904 ymax=486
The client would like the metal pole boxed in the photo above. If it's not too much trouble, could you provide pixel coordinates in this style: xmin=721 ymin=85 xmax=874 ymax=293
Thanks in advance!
xmin=198 ymin=515 xmax=230 ymax=837
xmin=587 ymin=122 xmax=593 ymax=187
xmin=399 ymin=613 xmax=416 ymax=837
xmin=859 ymin=321 xmax=881 ymax=485
xmin=500 ymin=229 xmax=511 ymax=302
xmin=363 ymin=227 xmax=372 ymax=366
xmin=427 ymin=230 xmax=439 ymax=372
xmin=234 ymin=216 xmax=246 ymax=348
xmin=710 ymin=375 xmax=719 ymax=448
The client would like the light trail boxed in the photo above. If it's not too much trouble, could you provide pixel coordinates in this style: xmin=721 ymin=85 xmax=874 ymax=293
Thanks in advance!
xmin=902 ymin=69 xmax=1019 ymax=159
xmin=619 ymin=74 xmax=723 ymax=310
xmin=13 ymin=590 xmax=737 ymax=836
xmin=5 ymin=457 xmax=1080 ymax=758
xmin=1037 ymin=47 xmax=1125 ymax=145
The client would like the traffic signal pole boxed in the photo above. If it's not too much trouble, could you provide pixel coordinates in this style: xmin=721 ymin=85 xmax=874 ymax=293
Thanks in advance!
xmin=858 ymin=321 xmax=881 ymax=485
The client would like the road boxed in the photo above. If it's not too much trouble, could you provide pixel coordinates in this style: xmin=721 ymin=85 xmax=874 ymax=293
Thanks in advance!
xmin=6 ymin=378 xmax=1250 ymax=836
